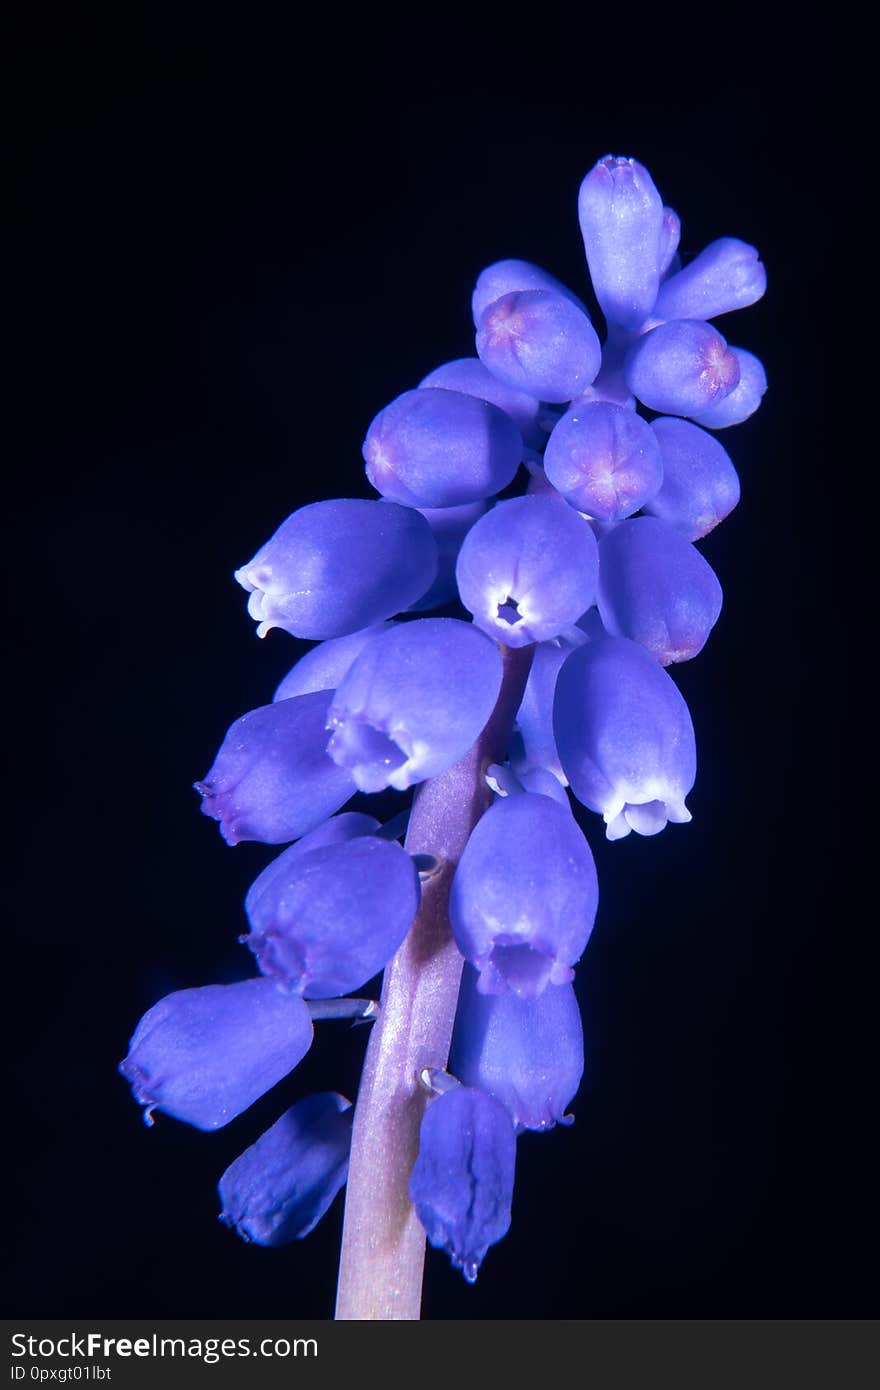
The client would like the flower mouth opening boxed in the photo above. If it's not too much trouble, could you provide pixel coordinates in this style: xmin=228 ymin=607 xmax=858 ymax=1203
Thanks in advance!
xmin=483 ymin=940 xmax=555 ymax=997
xmin=496 ymin=596 xmax=521 ymax=626
xmin=326 ymin=717 xmax=410 ymax=793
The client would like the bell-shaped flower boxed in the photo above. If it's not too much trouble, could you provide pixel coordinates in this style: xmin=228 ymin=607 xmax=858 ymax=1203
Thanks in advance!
xmin=554 ymin=636 xmax=696 ymax=839
xmin=419 ymin=358 xmax=543 ymax=448
xmin=235 ymin=499 xmax=436 ymax=640
xmin=245 ymin=834 xmax=420 ymax=998
xmin=577 ymin=155 xmax=666 ymax=331
xmin=363 ymin=387 xmax=522 ymax=508
xmin=471 ymin=258 xmax=587 ymax=325
xmin=450 ymin=792 xmax=599 ymax=997
xmin=409 ymin=1085 xmax=516 ymax=1283
xmin=274 ymin=624 xmax=395 ymax=701
xmin=543 ymin=400 xmax=664 ymax=521
xmin=218 ymin=1092 xmax=353 ymax=1245
xmin=455 ymin=495 xmax=598 ymax=648
xmin=450 ymin=965 xmax=583 ymax=1132
xmin=643 ymin=417 xmax=740 ymax=540
xmin=119 ymin=979 xmax=313 ymax=1131
xmin=652 ymin=237 xmax=766 ymax=323
xmin=624 ymin=319 xmax=740 ymax=418
xmin=597 ymin=517 xmax=723 ymax=665
xmin=196 ymin=691 xmax=355 ymax=845
xmin=475 ymin=290 xmax=601 ymax=404
xmin=689 ymin=348 xmax=767 ymax=429
xmin=409 ymin=500 xmax=488 ymax=611
xmin=325 ymin=618 xmax=502 ymax=793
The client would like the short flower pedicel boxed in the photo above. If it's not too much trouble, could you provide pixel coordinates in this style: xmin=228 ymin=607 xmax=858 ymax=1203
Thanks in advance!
xmin=120 ymin=152 xmax=765 ymax=1319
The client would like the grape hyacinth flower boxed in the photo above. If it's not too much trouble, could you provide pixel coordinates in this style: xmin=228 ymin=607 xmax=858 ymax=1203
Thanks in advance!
xmin=475 ymin=289 xmax=602 ymax=403
xmin=120 ymin=151 xmax=766 ymax=1320
xmin=195 ymin=691 xmax=355 ymax=845
xmin=596 ymin=516 xmax=724 ymax=665
xmin=450 ymin=791 xmax=599 ymax=996
xmin=363 ymin=387 xmax=522 ymax=507
xmin=624 ymin=319 xmax=741 ymax=418
xmin=554 ymin=636 xmax=697 ymax=839
xmin=643 ymin=417 xmax=741 ymax=540
xmin=119 ymin=979 xmax=314 ymax=1130
xmin=543 ymin=400 xmax=664 ymax=521
xmin=245 ymin=834 xmax=421 ymax=998
xmin=325 ymin=618 xmax=503 ymax=792
xmin=219 ymin=1093 xmax=354 ymax=1246
xmin=235 ymin=498 xmax=437 ymax=639
xmin=408 ymin=1085 xmax=516 ymax=1283
xmin=450 ymin=966 xmax=584 ymax=1132
xmin=455 ymin=494 xmax=599 ymax=647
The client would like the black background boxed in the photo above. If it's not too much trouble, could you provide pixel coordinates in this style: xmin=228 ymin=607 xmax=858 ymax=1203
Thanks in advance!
xmin=5 ymin=2 xmax=870 ymax=1320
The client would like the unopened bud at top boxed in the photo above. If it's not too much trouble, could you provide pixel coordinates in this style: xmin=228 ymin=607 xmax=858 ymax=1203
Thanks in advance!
xmin=578 ymin=155 xmax=666 ymax=331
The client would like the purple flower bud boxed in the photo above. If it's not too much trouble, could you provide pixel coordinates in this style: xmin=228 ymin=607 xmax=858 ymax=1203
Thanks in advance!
xmin=543 ymin=401 xmax=664 ymax=521
xmin=597 ymin=517 xmax=723 ymax=665
xmin=624 ymin=319 xmax=740 ymax=418
xmin=653 ymin=237 xmax=766 ymax=323
xmin=689 ymin=348 xmax=767 ymax=429
xmin=409 ymin=1085 xmax=516 ymax=1282
xmin=451 ymin=966 xmax=583 ymax=1132
xmin=658 ymin=207 xmax=682 ymax=279
xmin=577 ymin=155 xmax=666 ymax=331
xmin=554 ymin=636 xmax=696 ymax=839
xmin=644 ymin=417 xmax=740 ymax=540
xmin=409 ymin=501 xmax=488 ymax=612
xmin=419 ymin=357 xmax=543 ymax=448
xmin=219 ymin=1093 xmax=352 ymax=1246
xmin=511 ymin=632 xmax=586 ymax=784
xmin=450 ymin=792 xmax=599 ymax=996
xmin=245 ymin=834 xmax=420 ymax=998
xmin=471 ymin=258 xmax=586 ymax=325
xmin=274 ymin=624 xmax=396 ymax=701
xmin=363 ymin=388 xmax=522 ymax=508
xmin=455 ymin=495 xmax=599 ymax=648
xmin=476 ymin=290 xmax=601 ymax=404
xmin=196 ymin=691 xmax=355 ymax=845
xmin=235 ymin=500 xmax=436 ymax=640
xmin=326 ymin=618 xmax=503 ymax=793
xmin=119 ymin=979 xmax=313 ymax=1131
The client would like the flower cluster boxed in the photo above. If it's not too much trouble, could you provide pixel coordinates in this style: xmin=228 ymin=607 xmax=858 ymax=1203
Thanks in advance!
xmin=120 ymin=155 xmax=765 ymax=1291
